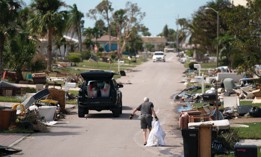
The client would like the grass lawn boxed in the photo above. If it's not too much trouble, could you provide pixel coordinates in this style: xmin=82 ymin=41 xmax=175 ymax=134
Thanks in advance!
xmin=193 ymin=100 xmax=261 ymax=109
xmin=234 ymin=122 xmax=261 ymax=139
xmin=55 ymin=57 xmax=142 ymax=75
xmin=215 ymin=123 xmax=261 ymax=157
xmin=0 ymin=96 xmax=22 ymax=103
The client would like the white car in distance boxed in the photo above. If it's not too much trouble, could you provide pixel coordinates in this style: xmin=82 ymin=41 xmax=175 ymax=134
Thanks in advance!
xmin=152 ymin=51 xmax=165 ymax=62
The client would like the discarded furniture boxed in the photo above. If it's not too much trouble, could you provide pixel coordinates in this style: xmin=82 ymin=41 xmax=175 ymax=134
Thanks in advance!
xmin=188 ymin=119 xmax=230 ymax=130
xmin=223 ymin=96 xmax=240 ymax=109
xmin=38 ymin=106 xmax=57 ymax=121
xmin=23 ymin=89 xmax=50 ymax=108
xmin=32 ymin=73 xmax=47 ymax=84
xmin=223 ymin=78 xmax=237 ymax=93
xmin=0 ymin=109 xmax=16 ymax=130
xmin=217 ymin=73 xmax=243 ymax=82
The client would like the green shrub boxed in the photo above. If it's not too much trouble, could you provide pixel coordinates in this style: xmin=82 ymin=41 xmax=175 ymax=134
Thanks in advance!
xmin=66 ymin=53 xmax=81 ymax=66
xmin=188 ymin=61 xmax=198 ymax=70
xmin=81 ymin=51 xmax=92 ymax=60
xmin=110 ymin=53 xmax=117 ymax=60
xmin=217 ymin=129 xmax=240 ymax=151
xmin=31 ymin=53 xmax=47 ymax=72
xmin=98 ymin=47 xmax=104 ymax=52
xmin=186 ymin=49 xmax=193 ymax=57
xmin=24 ymin=87 xmax=36 ymax=93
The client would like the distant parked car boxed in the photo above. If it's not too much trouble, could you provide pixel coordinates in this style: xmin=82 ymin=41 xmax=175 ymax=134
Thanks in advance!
xmin=152 ymin=51 xmax=165 ymax=62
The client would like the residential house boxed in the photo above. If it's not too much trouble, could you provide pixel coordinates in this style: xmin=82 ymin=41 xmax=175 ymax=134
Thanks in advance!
xmin=92 ymin=35 xmax=118 ymax=52
xmin=38 ymin=35 xmax=80 ymax=59
xmin=141 ymin=36 xmax=167 ymax=51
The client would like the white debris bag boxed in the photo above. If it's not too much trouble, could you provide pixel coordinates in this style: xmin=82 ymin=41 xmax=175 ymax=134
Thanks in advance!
xmin=146 ymin=120 xmax=166 ymax=146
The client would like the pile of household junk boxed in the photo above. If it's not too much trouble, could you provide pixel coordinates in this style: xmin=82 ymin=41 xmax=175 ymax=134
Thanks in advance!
xmin=175 ymin=65 xmax=261 ymax=121
xmin=10 ymin=88 xmax=67 ymax=132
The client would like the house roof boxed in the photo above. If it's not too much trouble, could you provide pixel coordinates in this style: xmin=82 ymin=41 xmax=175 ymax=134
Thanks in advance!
xmin=141 ymin=36 xmax=167 ymax=44
xmin=39 ymin=35 xmax=79 ymax=43
xmin=63 ymin=35 xmax=79 ymax=43
xmin=93 ymin=35 xmax=118 ymax=42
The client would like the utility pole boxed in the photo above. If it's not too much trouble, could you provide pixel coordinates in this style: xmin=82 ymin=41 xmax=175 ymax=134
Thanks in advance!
xmin=176 ymin=15 xmax=179 ymax=54
xmin=205 ymin=7 xmax=220 ymax=120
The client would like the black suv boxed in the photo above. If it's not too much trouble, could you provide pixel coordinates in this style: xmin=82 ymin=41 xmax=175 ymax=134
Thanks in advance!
xmin=77 ymin=70 xmax=123 ymax=117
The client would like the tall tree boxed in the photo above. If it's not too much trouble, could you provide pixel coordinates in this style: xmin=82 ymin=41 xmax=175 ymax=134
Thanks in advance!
xmin=0 ymin=0 xmax=21 ymax=74
xmin=66 ymin=4 xmax=84 ymax=52
xmin=112 ymin=2 xmax=145 ymax=58
xmin=96 ymin=0 xmax=113 ymax=51
xmin=234 ymin=0 xmax=261 ymax=76
xmin=176 ymin=18 xmax=189 ymax=47
xmin=95 ymin=19 xmax=106 ymax=34
xmin=140 ymin=25 xmax=151 ymax=36
xmin=6 ymin=32 xmax=36 ymax=82
xmin=87 ymin=0 xmax=114 ymax=51
xmin=82 ymin=27 xmax=95 ymax=50
xmin=113 ymin=9 xmax=126 ymax=57
xmin=163 ymin=25 xmax=169 ymax=40
xmin=28 ymin=0 xmax=66 ymax=71
xmin=126 ymin=27 xmax=143 ymax=57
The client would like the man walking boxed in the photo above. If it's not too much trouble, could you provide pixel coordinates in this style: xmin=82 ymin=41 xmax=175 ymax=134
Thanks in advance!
xmin=129 ymin=97 xmax=158 ymax=145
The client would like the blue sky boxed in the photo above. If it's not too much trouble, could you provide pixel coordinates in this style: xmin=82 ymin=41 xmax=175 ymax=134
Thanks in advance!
xmin=24 ymin=0 xmax=212 ymax=36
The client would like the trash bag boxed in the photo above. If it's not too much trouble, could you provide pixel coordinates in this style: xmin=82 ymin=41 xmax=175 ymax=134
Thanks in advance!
xmin=249 ymin=106 xmax=261 ymax=117
xmin=212 ymin=140 xmax=226 ymax=155
xmin=146 ymin=120 xmax=165 ymax=146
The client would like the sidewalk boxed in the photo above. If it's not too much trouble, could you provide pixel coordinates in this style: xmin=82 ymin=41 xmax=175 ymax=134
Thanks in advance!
xmin=0 ymin=133 xmax=29 ymax=147
xmin=0 ymin=102 xmax=30 ymax=147
xmin=0 ymin=103 xmax=75 ymax=147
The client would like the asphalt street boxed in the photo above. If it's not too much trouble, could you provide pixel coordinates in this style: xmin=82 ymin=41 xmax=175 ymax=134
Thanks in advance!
xmin=10 ymin=52 xmax=187 ymax=157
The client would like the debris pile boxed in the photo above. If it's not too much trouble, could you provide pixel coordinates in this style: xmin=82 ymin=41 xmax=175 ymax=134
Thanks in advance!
xmin=176 ymin=64 xmax=261 ymax=127
xmin=0 ymin=88 xmax=72 ymax=132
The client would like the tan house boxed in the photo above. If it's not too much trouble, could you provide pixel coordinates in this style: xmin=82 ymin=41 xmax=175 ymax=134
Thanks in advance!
xmin=141 ymin=36 xmax=167 ymax=51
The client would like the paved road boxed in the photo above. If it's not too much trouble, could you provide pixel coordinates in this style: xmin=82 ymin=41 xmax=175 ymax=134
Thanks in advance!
xmin=12 ymin=53 xmax=186 ymax=157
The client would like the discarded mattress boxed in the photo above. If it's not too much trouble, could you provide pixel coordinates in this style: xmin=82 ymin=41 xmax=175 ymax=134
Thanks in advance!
xmin=188 ymin=119 xmax=230 ymax=130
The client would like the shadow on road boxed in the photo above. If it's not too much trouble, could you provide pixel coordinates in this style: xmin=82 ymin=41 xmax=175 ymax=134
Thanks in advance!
xmin=123 ymin=105 xmax=133 ymax=110
xmin=86 ymin=113 xmax=132 ymax=120
xmin=34 ymin=131 xmax=81 ymax=136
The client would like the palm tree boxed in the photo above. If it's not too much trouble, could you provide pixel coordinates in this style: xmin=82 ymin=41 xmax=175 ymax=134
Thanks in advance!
xmin=87 ymin=0 xmax=113 ymax=51
xmin=66 ymin=4 xmax=84 ymax=52
xmin=0 ymin=0 xmax=21 ymax=74
xmin=28 ymin=0 xmax=66 ymax=71
xmin=113 ymin=9 xmax=127 ymax=58
xmin=7 ymin=32 xmax=36 ymax=82
xmin=96 ymin=0 xmax=113 ymax=51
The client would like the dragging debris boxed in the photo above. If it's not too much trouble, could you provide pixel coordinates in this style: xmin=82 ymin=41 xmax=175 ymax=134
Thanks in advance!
xmin=146 ymin=120 xmax=165 ymax=147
